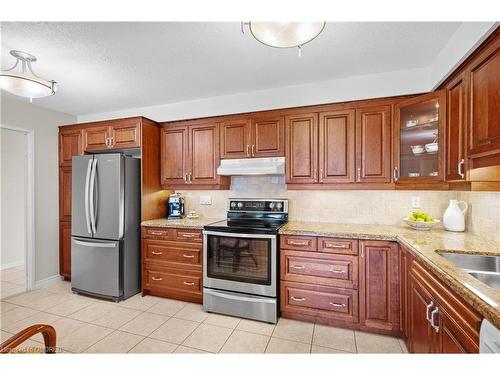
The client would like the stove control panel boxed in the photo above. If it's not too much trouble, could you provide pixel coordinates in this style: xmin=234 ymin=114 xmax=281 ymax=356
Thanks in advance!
xmin=229 ymin=199 xmax=287 ymax=213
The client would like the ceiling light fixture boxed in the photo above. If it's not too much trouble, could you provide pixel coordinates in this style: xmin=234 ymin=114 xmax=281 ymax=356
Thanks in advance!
xmin=0 ymin=50 xmax=57 ymax=102
xmin=242 ymin=22 xmax=326 ymax=57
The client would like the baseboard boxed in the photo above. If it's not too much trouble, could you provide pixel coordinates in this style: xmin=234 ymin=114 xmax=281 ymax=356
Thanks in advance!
xmin=34 ymin=274 xmax=62 ymax=289
xmin=0 ymin=260 xmax=25 ymax=270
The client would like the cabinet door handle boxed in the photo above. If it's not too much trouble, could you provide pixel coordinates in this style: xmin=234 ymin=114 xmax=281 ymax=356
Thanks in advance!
xmin=188 ymin=173 xmax=192 ymax=184
xmin=251 ymin=144 xmax=255 ymax=157
xmin=288 ymin=240 xmax=308 ymax=246
xmin=290 ymin=265 xmax=305 ymax=270
xmin=326 ymin=243 xmax=348 ymax=249
xmin=150 ymin=231 xmax=166 ymax=235
xmin=393 ymin=167 xmax=399 ymax=182
xmin=458 ymin=159 xmax=465 ymax=179
xmin=110 ymin=137 xmax=114 ymax=147
xmin=360 ymin=243 xmax=364 ymax=258
xmin=183 ymin=281 xmax=195 ymax=286
xmin=330 ymin=269 xmax=346 ymax=274
xmin=184 ymin=173 xmax=188 ymax=183
xmin=151 ymin=251 xmax=163 ymax=255
xmin=425 ymin=301 xmax=434 ymax=322
xmin=357 ymin=167 xmax=361 ymax=182
xmin=246 ymin=144 xmax=250 ymax=157
xmin=152 ymin=277 xmax=163 ymax=281
xmin=182 ymin=254 xmax=195 ymax=258
xmin=329 ymin=302 xmax=346 ymax=308
xmin=181 ymin=233 xmax=196 ymax=238
xmin=430 ymin=307 xmax=440 ymax=332
xmin=290 ymin=296 xmax=305 ymax=302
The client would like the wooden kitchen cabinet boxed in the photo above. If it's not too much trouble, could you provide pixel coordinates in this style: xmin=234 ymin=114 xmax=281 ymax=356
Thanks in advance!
xmin=467 ymin=35 xmax=500 ymax=164
xmin=160 ymin=121 xmax=229 ymax=188
xmin=445 ymin=73 xmax=468 ymax=181
xmin=83 ymin=118 xmax=141 ymax=152
xmin=59 ymin=222 xmax=72 ymax=279
xmin=393 ymin=91 xmax=446 ymax=185
xmin=220 ymin=116 xmax=284 ymax=159
xmin=359 ymin=240 xmax=399 ymax=334
xmin=356 ymin=106 xmax=392 ymax=183
xmin=285 ymin=113 xmax=319 ymax=184
xmin=83 ymin=124 xmax=109 ymax=151
xmin=59 ymin=166 xmax=73 ymax=222
xmin=59 ymin=129 xmax=83 ymax=167
xmin=319 ymin=110 xmax=356 ymax=183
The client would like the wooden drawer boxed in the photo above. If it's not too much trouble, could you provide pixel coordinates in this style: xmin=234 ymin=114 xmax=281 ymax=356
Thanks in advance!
xmin=281 ymin=281 xmax=359 ymax=324
xmin=143 ymin=239 xmax=201 ymax=266
xmin=318 ymin=237 xmax=358 ymax=255
xmin=281 ymin=250 xmax=358 ymax=289
xmin=280 ymin=235 xmax=317 ymax=252
xmin=144 ymin=265 xmax=202 ymax=296
xmin=175 ymin=229 xmax=202 ymax=242
xmin=142 ymin=227 xmax=174 ymax=240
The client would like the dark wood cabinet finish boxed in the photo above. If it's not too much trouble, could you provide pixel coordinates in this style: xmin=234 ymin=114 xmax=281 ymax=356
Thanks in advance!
xmin=220 ymin=119 xmax=251 ymax=159
xmin=356 ymin=106 xmax=392 ymax=183
xmin=189 ymin=123 xmax=220 ymax=185
xmin=318 ymin=237 xmax=358 ymax=255
xmin=399 ymin=246 xmax=410 ymax=339
xmin=83 ymin=124 xmax=109 ymax=151
xmin=82 ymin=119 xmax=141 ymax=152
xmin=110 ymin=119 xmax=141 ymax=149
xmin=468 ymin=36 xmax=500 ymax=160
xmin=285 ymin=113 xmax=319 ymax=184
xmin=251 ymin=115 xmax=285 ymax=157
xmin=59 ymin=222 xmax=72 ymax=279
xmin=59 ymin=129 xmax=82 ymax=167
xmin=59 ymin=166 xmax=72 ymax=222
xmin=280 ymin=235 xmax=318 ymax=252
xmin=319 ymin=110 xmax=356 ymax=183
xmin=446 ymin=73 xmax=468 ymax=181
xmin=359 ymin=240 xmax=399 ymax=334
xmin=160 ymin=125 xmax=189 ymax=185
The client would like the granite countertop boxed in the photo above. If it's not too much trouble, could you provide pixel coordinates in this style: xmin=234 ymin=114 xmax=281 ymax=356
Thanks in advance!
xmin=141 ymin=217 xmax=222 ymax=229
xmin=280 ymin=221 xmax=500 ymax=329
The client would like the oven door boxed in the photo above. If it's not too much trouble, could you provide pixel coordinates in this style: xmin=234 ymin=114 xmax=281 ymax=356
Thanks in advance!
xmin=203 ymin=230 xmax=277 ymax=297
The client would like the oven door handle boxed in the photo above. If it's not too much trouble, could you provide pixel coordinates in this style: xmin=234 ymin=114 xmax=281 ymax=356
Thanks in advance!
xmin=203 ymin=230 xmax=276 ymax=239
xmin=204 ymin=289 xmax=276 ymax=304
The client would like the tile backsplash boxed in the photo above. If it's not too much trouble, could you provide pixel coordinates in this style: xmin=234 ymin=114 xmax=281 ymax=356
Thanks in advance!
xmin=176 ymin=176 xmax=500 ymax=242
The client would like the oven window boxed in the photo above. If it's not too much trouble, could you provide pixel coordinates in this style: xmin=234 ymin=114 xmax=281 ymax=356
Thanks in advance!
xmin=206 ymin=234 xmax=272 ymax=285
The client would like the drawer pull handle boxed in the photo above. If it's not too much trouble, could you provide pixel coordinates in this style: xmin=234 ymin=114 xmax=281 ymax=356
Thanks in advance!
xmin=181 ymin=233 xmax=196 ymax=238
xmin=151 ymin=251 xmax=163 ymax=255
xmin=329 ymin=302 xmax=346 ymax=308
xmin=330 ymin=269 xmax=346 ymax=274
xmin=150 ymin=231 xmax=166 ymax=235
xmin=288 ymin=240 xmax=308 ymax=246
xmin=182 ymin=254 xmax=195 ymax=258
xmin=290 ymin=265 xmax=305 ymax=270
xmin=183 ymin=281 xmax=195 ymax=286
xmin=152 ymin=277 xmax=163 ymax=281
xmin=290 ymin=296 xmax=305 ymax=302
xmin=326 ymin=244 xmax=348 ymax=249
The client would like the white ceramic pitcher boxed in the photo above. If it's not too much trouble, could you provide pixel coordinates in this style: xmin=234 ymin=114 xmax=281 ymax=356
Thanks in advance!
xmin=443 ymin=200 xmax=468 ymax=232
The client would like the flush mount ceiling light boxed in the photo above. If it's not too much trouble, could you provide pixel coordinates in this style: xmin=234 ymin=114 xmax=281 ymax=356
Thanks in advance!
xmin=242 ymin=22 xmax=326 ymax=56
xmin=0 ymin=50 xmax=57 ymax=102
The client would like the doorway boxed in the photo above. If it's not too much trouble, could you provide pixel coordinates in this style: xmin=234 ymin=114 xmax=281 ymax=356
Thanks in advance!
xmin=0 ymin=126 xmax=35 ymax=297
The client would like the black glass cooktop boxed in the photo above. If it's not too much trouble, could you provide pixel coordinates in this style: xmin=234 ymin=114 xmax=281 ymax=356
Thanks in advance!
xmin=204 ymin=218 xmax=287 ymax=235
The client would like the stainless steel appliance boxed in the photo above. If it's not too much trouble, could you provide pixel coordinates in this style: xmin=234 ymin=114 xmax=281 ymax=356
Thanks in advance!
xmin=480 ymin=319 xmax=500 ymax=353
xmin=203 ymin=198 xmax=288 ymax=323
xmin=71 ymin=153 xmax=140 ymax=301
xmin=167 ymin=192 xmax=185 ymax=220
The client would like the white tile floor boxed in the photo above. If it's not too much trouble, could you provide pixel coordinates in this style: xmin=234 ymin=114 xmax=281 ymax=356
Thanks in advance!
xmin=0 ymin=265 xmax=26 ymax=299
xmin=0 ymin=279 xmax=408 ymax=354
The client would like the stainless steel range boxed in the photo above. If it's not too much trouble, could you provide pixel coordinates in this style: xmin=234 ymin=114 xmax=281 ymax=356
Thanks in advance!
xmin=203 ymin=198 xmax=288 ymax=323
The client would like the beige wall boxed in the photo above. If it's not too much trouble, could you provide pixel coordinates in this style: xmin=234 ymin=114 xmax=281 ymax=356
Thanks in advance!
xmin=1 ymin=95 xmax=76 ymax=283
xmin=177 ymin=176 xmax=500 ymax=242
xmin=0 ymin=128 xmax=27 ymax=269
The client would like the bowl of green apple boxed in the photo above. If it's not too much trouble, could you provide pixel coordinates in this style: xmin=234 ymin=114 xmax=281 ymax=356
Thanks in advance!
xmin=403 ymin=211 xmax=440 ymax=231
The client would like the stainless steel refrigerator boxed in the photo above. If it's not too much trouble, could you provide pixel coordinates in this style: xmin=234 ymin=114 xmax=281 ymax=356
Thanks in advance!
xmin=71 ymin=153 xmax=140 ymax=301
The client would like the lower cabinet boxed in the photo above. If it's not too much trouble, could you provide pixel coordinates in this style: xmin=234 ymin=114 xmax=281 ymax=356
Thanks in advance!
xmin=59 ymin=222 xmax=72 ymax=279
xmin=141 ymin=227 xmax=203 ymax=303
xmin=405 ymin=248 xmax=482 ymax=353
xmin=280 ymin=235 xmax=399 ymax=335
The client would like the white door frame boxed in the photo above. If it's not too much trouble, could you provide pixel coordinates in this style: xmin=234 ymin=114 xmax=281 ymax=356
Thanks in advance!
xmin=0 ymin=125 xmax=35 ymax=291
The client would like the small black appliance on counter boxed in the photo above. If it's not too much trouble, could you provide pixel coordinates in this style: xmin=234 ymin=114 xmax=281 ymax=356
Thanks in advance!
xmin=167 ymin=193 xmax=185 ymax=220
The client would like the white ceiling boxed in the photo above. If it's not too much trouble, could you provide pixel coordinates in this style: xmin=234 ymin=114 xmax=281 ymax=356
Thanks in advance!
xmin=0 ymin=22 xmax=462 ymax=116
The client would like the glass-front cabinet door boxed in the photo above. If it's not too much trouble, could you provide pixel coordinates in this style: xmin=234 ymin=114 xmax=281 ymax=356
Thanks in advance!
xmin=394 ymin=91 xmax=446 ymax=184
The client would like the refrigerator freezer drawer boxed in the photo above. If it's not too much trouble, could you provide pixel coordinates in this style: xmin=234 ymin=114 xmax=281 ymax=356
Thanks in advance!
xmin=71 ymin=237 xmax=122 ymax=299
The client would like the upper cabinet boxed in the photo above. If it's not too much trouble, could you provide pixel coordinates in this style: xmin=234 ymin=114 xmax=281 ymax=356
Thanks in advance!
xmin=285 ymin=113 xmax=319 ymax=184
xmin=160 ymin=121 xmax=229 ymax=189
xmin=467 ymin=35 xmax=500 ymax=163
xmin=394 ymin=91 xmax=446 ymax=184
xmin=59 ymin=128 xmax=83 ymax=167
xmin=220 ymin=116 xmax=285 ymax=159
xmin=83 ymin=118 xmax=141 ymax=152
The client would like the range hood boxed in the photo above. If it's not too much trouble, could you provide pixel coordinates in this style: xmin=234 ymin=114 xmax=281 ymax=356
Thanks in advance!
xmin=217 ymin=157 xmax=285 ymax=176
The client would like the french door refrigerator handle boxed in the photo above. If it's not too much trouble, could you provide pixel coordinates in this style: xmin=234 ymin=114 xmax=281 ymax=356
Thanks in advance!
xmin=84 ymin=158 xmax=93 ymax=235
xmin=89 ymin=158 xmax=97 ymax=235
xmin=73 ymin=239 xmax=116 ymax=248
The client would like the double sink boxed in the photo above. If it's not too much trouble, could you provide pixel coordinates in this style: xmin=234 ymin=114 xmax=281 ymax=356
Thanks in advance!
xmin=439 ymin=252 xmax=500 ymax=291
